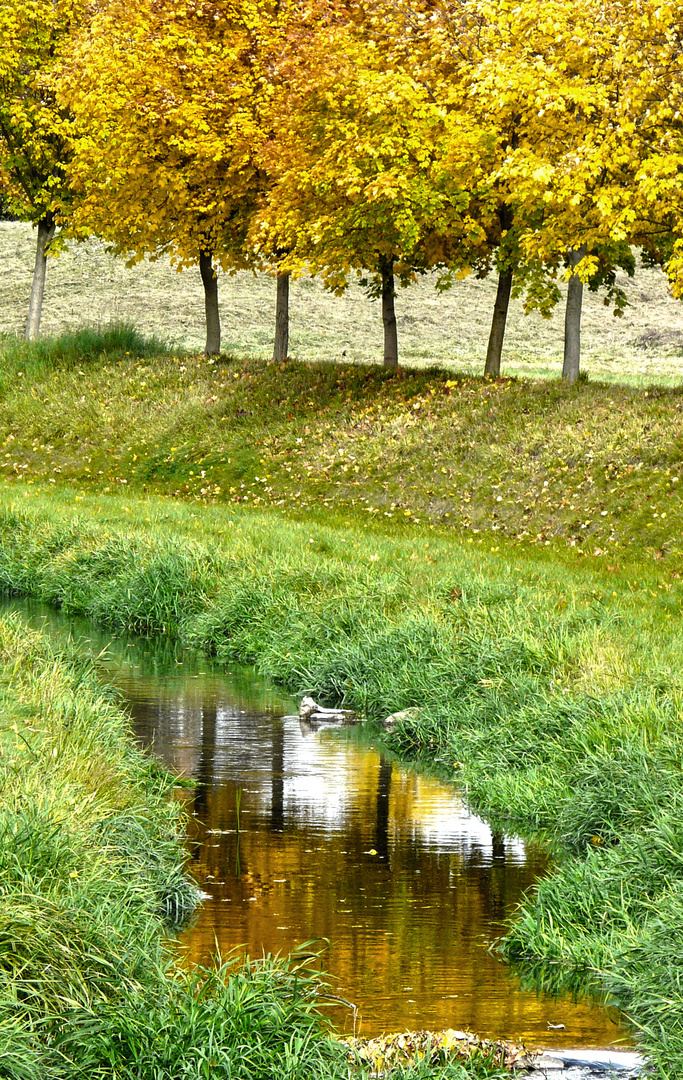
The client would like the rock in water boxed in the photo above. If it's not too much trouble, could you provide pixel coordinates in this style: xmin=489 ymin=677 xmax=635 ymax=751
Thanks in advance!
xmin=299 ymin=696 xmax=319 ymax=721
xmin=382 ymin=707 xmax=420 ymax=731
xmin=548 ymin=1049 xmax=644 ymax=1072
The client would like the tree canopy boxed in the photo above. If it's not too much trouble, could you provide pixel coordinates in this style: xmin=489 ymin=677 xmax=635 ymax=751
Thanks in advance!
xmin=1 ymin=0 xmax=682 ymax=372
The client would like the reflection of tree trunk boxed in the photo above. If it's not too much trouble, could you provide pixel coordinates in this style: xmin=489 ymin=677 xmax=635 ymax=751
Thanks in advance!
xmin=270 ymin=722 xmax=285 ymax=832
xmin=491 ymin=831 xmax=505 ymax=860
xmin=193 ymin=701 xmax=217 ymax=821
xmin=374 ymin=756 xmax=393 ymax=860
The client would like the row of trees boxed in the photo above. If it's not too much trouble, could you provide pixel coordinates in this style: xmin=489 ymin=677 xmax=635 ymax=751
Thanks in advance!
xmin=1 ymin=0 xmax=682 ymax=381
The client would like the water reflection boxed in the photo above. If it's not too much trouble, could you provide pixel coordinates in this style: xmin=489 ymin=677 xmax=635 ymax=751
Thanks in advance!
xmin=3 ymin=602 xmax=626 ymax=1047
xmin=117 ymin=669 xmax=623 ymax=1047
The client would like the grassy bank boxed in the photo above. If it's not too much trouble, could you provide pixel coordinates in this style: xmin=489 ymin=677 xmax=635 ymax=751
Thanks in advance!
xmin=0 ymin=331 xmax=682 ymax=562
xmin=2 ymin=328 xmax=683 ymax=1073
xmin=0 ymin=487 xmax=681 ymax=1072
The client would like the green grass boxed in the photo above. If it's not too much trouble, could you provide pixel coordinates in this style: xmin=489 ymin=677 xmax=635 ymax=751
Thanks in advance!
xmin=0 ymin=322 xmax=167 ymax=372
xmin=0 ymin=509 xmax=515 ymax=1076
xmin=0 ymin=332 xmax=681 ymax=564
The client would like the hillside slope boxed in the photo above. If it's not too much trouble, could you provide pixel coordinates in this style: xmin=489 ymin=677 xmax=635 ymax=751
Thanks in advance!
xmin=0 ymin=343 xmax=680 ymax=566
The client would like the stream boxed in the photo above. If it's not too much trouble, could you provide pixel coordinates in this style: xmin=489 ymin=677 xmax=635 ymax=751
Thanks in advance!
xmin=7 ymin=600 xmax=631 ymax=1051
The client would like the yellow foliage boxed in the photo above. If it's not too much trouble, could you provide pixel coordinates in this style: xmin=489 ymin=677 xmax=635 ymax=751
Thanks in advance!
xmin=0 ymin=0 xmax=86 ymax=225
xmin=61 ymin=0 xmax=277 ymax=269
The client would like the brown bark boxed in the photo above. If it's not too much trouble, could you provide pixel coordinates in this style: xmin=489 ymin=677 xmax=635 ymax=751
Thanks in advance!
xmin=199 ymin=252 xmax=221 ymax=355
xmin=25 ymin=214 xmax=56 ymax=341
xmin=484 ymin=268 xmax=513 ymax=377
xmin=273 ymin=271 xmax=290 ymax=363
xmin=379 ymin=255 xmax=398 ymax=368
xmin=562 ymin=246 xmax=587 ymax=385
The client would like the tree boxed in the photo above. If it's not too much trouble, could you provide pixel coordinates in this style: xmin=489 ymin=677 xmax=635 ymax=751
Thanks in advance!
xmin=63 ymin=0 xmax=272 ymax=355
xmin=0 ymin=0 xmax=85 ymax=339
xmin=272 ymin=271 xmax=290 ymax=363
xmin=389 ymin=0 xmax=649 ymax=380
xmin=252 ymin=0 xmax=485 ymax=368
xmin=583 ymin=1 xmax=683 ymax=311
xmin=347 ymin=0 xmax=563 ymax=378
xmin=462 ymin=0 xmax=665 ymax=382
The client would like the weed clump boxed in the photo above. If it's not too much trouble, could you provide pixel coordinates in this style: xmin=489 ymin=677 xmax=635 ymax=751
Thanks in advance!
xmin=0 ymin=323 xmax=168 ymax=395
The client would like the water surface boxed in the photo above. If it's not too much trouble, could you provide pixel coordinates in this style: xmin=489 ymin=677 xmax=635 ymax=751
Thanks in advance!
xmin=8 ymin=601 xmax=627 ymax=1047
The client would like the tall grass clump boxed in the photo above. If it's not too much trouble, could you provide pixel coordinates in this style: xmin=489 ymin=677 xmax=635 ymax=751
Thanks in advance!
xmin=48 ymin=951 xmax=352 ymax=1080
xmin=0 ymin=324 xmax=169 ymax=393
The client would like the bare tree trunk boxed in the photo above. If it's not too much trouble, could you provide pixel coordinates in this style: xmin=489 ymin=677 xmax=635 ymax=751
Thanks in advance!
xmin=199 ymin=252 xmax=221 ymax=356
xmin=273 ymin=271 xmax=289 ymax=362
xmin=25 ymin=214 xmax=56 ymax=341
xmin=484 ymin=268 xmax=513 ymax=377
xmin=379 ymin=255 xmax=398 ymax=368
xmin=562 ymin=245 xmax=587 ymax=385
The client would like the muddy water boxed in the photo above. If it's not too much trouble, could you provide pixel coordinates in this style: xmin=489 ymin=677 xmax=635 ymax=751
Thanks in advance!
xmin=7 ymin=602 xmax=628 ymax=1048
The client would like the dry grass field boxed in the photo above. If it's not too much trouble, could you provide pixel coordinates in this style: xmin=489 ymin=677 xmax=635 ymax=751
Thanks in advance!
xmin=2 ymin=220 xmax=683 ymax=384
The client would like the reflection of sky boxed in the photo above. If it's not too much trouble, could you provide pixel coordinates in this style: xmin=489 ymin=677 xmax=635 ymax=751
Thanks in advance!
xmin=399 ymin=805 xmax=527 ymax=863
xmin=139 ymin=698 xmax=526 ymax=864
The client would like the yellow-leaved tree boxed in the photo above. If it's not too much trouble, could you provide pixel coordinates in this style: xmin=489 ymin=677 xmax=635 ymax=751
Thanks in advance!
xmin=387 ymin=0 xmax=642 ymax=381
xmin=0 ymin=0 xmax=85 ymax=338
xmin=252 ymin=0 xmax=489 ymax=368
xmin=474 ymin=0 xmax=646 ymax=382
xmin=448 ymin=0 xmax=683 ymax=382
xmin=561 ymin=0 xmax=683 ymax=330
xmin=63 ymin=0 xmax=274 ymax=355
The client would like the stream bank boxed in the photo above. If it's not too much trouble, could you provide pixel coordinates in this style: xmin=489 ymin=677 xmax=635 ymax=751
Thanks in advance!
xmin=1 ymin=597 xmax=639 ymax=1080
xmin=0 ymin=612 xmax=357 ymax=1079
xmin=0 ymin=494 xmax=677 ymax=1070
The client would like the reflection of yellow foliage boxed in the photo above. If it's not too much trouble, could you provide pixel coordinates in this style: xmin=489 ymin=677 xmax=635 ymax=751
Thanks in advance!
xmin=175 ymin=725 xmax=616 ymax=1042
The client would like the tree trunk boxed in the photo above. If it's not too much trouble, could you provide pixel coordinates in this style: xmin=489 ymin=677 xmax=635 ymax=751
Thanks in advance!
xmin=273 ymin=271 xmax=290 ymax=363
xmin=25 ymin=214 xmax=56 ymax=341
xmin=562 ymin=245 xmax=587 ymax=385
xmin=379 ymin=255 xmax=398 ymax=369
xmin=199 ymin=252 xmax=221 ymax=356
xmin=484 ymin=268 xmax=513 ymax=377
